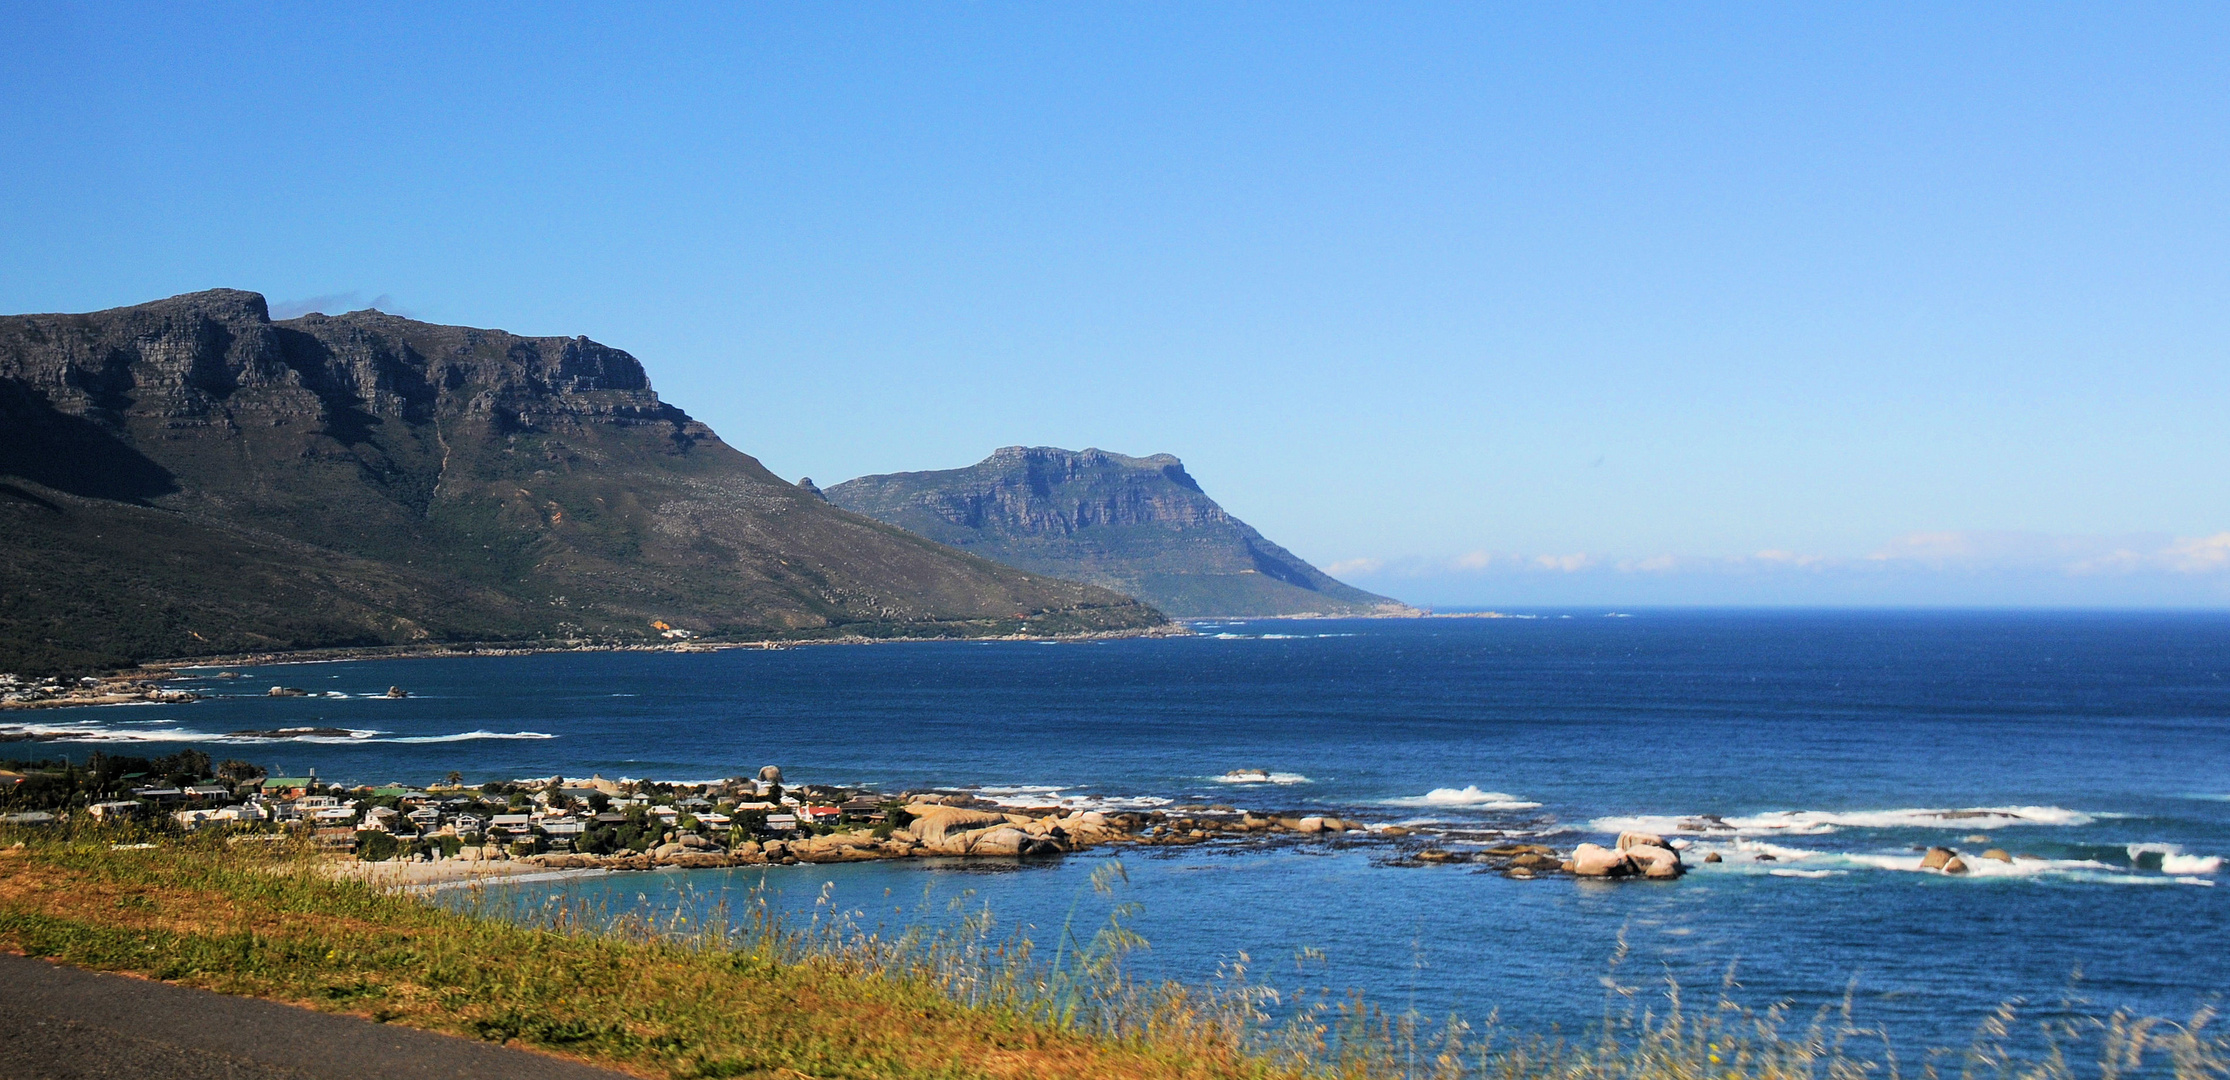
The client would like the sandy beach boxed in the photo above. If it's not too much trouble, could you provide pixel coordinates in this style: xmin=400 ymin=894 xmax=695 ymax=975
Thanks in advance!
xmin=326 ymin=855 xmax=612 ymax=893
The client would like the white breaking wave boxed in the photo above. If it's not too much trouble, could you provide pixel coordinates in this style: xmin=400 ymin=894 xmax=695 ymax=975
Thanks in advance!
xmin=2129 ymin=844 xmax=2223 ymax=875
xmin=1838 ymin=852 xmax=2117 ymax=877
xmin=0 ymin=723 xmax=240 ymax=744
xmin=1768 ymin=868 xmax=1844 ymax=878
xmin=1212 ymin=771 xmax=1312 ymax=785
xmin=1733 ymin=839 xmax=1829 ymax=861
xmin=973 ymin=785 xmax=1171 ymax=812
xmin=1383 ymin=786 xmax=1542 ymax=810
xmin=385 ymin=730 xmax=555 ymax=743
xmin=1591 ymin=805 xmax=2095 ymax=837
xmin=0 ymin=722 xmax=550 ymax=745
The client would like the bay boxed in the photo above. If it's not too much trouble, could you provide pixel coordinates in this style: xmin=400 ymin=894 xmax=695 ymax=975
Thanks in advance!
xmin=31 ymin=611 xmax=2230 ymax=1050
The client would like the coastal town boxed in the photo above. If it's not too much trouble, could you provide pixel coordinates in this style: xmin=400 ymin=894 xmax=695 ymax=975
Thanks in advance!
xmin=0 ymin=748 xmax=1688 ymax=879
xmin=0 ymin=680 xmax=1693 ymax=881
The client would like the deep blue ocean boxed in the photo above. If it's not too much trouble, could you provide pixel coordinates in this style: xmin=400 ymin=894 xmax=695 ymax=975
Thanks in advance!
xmin=15 ymin=612 xmax=2228 ymax=1050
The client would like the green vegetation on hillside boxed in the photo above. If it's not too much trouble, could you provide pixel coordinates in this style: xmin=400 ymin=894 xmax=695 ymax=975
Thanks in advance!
xmin=0 ymin=293 xmax=1162 ymax=676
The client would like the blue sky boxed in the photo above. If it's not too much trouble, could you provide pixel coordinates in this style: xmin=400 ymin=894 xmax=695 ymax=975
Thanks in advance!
xmin=5 ymin=4 xmax=2227 ymax=606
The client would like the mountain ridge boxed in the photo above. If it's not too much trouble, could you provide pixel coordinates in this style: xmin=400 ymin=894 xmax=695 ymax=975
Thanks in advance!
xmin=826 ymin=446 xmax=1413 ymax=618
xmin=0 ymin=291 xmax=1161 ymax=675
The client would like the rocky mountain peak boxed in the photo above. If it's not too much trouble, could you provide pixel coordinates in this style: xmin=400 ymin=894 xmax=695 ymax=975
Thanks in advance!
xmin=827 ymin=447 xmax=1410 ymax=618
xmin=0 ymin=292 xmax=1163 ymax=675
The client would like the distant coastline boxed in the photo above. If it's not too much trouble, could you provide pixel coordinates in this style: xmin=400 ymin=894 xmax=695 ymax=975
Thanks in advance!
xmin=0 ymin=622 xmax=1194 ymax=717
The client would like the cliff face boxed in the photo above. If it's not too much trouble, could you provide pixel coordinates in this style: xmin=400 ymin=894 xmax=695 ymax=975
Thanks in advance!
xmin=0 ymin=291 xmax=1159 ymax=674
xmin=826 ymin=447 xmax=1411 ymax=618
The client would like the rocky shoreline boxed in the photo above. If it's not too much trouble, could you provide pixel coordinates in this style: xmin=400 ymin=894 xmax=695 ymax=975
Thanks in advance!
xmin=503 ymin=796 xmax=1689 ymax=882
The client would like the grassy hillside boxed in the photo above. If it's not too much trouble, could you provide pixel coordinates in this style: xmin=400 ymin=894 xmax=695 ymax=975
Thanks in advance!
xmin=1 ymin=831 xmax=2215 ymax=1080
xmin=0 ymin=293 xmax=1161 ymax=676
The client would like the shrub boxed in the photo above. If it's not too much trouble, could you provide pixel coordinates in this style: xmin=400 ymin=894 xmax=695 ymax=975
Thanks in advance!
xmin=354 ymin=830 xmax=399 ymax=861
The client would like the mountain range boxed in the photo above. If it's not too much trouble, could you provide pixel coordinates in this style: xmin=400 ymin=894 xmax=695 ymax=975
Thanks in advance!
xmin=0 ymin=291 xmax=1159 ymax=675
xmin=826 ymin=447 xmax=1411 ymax=618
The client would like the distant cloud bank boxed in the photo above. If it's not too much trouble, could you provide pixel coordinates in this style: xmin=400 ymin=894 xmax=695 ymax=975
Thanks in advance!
xmin=1327 ymin=531 xmax=2230 ymax=608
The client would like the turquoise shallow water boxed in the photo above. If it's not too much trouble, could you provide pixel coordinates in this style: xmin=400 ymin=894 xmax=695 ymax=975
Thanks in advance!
xmin=18 ymin=611 xmax=2230 ymax=1048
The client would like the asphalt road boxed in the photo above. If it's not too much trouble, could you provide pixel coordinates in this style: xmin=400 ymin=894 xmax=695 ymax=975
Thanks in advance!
xmin=0 ymin=954 xmax=634 ymax=1079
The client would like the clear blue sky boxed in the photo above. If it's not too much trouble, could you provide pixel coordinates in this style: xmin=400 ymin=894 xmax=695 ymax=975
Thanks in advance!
xmin=6 ymin=4 xmax=2227 ymax=606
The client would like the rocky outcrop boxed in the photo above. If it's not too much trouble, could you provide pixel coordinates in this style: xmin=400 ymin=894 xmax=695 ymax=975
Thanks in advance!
xmin=513 ymin=804 xmax=1692 ymax=886
xmin=826 ymin=446 xmax=1414 ymax=618
xmin=1563 ymin=832 xmax=1687 ymax=879
xmin=0 ymin=291 xmax=1164 ymax=675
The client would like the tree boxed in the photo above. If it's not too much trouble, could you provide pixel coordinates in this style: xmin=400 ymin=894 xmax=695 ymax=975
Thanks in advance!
xmin=216 ymin=759 xmax=264 ymax=784
xmin=444 ymin=771 xmax=464 ymax=786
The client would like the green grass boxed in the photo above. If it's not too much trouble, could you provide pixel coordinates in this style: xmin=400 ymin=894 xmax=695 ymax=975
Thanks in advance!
xmin=0 ymin=828 xmax=2221 ymax=1080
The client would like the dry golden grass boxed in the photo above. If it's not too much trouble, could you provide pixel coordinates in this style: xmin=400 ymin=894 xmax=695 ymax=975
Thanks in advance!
xmin=1 ymin=833 xmax=2221 ymax=1080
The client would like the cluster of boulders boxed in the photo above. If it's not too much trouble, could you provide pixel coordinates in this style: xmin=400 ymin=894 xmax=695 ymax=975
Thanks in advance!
xmin=525 ymin=799 xmax=1148 ymax=870
xmin=1564 ymin=831 xmax=1687 ymax=879
xmin=0 ymin=673 xmax=198 ymax=710
xmin=1919 ymin=845 xmax=2016 ymax=874
xmin=518 ymin=797 xmax=1405 ymax=872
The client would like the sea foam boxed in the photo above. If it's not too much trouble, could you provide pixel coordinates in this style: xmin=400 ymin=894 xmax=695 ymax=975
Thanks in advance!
xmin=1384 ymin=786 xmax=1542 ymax=810
xmin=975 ymin=785 xmax=1171 ymax=812
xmin=2129 ymin=844 xmax=2223 ymax=875
xmin=1591 ymin=805 xmax=2094 ymax=837
xmin=1212 ymin=771 xmax=1312 ymax=785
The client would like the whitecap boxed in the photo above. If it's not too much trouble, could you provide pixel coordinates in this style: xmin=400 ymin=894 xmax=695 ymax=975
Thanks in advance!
xmin=1212 ymin=771 xmax=1312 ymax=785
xmin=2126 ymin=843 xmax=2224 ymax=875
xmin=1768 ymin=868 xmax=1844 ymax=878
xmin=973 ymin=785 xmax=1170 ymax=812
xmin=383 ymin=730 xmax=556 ymax=743
xmin=1733 ymin=839 xmax=1827 ymax=861
xmin=1590 ymin=805 xmax=2095 ymax=838
xmin=1838 ymin=851 xmax=2118 ymax=878
xmin=1383 ymin=786 xmax=1542 ymax=810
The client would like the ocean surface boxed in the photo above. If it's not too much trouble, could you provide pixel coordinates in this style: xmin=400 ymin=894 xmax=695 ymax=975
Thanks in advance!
xmin=14 ymin=611 xmax=2229 ymax=1050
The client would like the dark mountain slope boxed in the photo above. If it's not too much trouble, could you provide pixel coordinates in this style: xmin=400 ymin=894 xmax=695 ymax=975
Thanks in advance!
xmin=826 ymin=446 xmax=1412 ymax=618
xmin=0 ymin=291 xmax=1157 ymax=675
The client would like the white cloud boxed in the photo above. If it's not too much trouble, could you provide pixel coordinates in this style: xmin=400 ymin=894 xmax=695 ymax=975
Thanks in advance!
xmin=1533 ymin=553 xmax=1595 ymax=572
xmin=1868 ymin=530 xmax=2230 ymax=576
xmin=1332 ymin=530 xmax=2230 ymax=589
xmin=2164 ymin=533 xmax=2230 ymax=573
xmin=1867 ymin=531 xmax=1987 ymax=564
